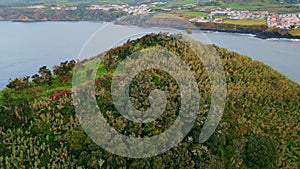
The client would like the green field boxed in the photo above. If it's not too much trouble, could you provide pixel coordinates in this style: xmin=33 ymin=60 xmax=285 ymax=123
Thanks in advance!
xmin=228 ymin=3 xmax=267 ymax=10
xmin=214 ymin=14 xmax=227 ymax=19
xmin=165 ymin=0 xmax=198 ymax=7
xmin=223 ymin=19 xmax=267 ymax=26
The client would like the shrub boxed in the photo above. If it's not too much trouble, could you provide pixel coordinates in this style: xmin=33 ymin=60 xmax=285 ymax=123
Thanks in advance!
xmin=6 ymin=76 xmax=31 ymax=90
xmin=243 ymin=134 xmax=278 ymax=169
xmin=49 ymin=89 xmax=72 ymax=101
xmin=53 ymin=60 xmax=76 ymax=83
xmin=38 ymin=66 xmax=52 ymax=85
xmin=65 ymin=129 xmax=87 ymax=152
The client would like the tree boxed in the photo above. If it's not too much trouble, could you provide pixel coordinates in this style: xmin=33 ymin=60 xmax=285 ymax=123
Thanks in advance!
xmin=38 ymin=66 xmax=52 ymax=85
xmin=6 ymin=76 xmax=31 ymax=90
xmin=31 ymin=74 xmax=41 ymax=84
xmin=53 ymin=60 xmax=76 ymax=83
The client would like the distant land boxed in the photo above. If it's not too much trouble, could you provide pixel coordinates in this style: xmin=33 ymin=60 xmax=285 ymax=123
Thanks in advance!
xmin=114 ymin=13 xmax=300 ymax=39
xmin=1 ymin=0 xmax=300 ymax=39
xmin=0 ymin=0 xmax=299 ymax=5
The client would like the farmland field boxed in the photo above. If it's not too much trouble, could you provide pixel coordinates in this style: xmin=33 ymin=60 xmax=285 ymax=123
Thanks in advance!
xmin=165 ymin=0 xmax=198 ymax=7
xmin=223 ymin=19 xmax=267 ymax=26
xmin=289 ymin=29 xmax=300 ymax=36
xmin=228 ymin=3 xmax=267 ymax=10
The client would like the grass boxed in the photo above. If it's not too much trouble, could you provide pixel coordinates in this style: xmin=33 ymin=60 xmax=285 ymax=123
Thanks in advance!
xmin=171 ymin=11 xmax=208 ymax=18
xmin=165 ymin=0 xmax=198 ymax=7
xmin=223 ymin=19 xmax=267 ymax=26
xmin=214 ymin=14 xmax=227 ymax=19
xmin=35 ymin=78 xmax=72 ymax=98
xmin=289 ymin=29 xmax=300 ymax=36
xmin=0 ymin=60 xmax=107 ymax=103
xmin=228 ymin=3 xmax=267 ymax=10
xmin=0 ymin=57 xmax=107 ymax=104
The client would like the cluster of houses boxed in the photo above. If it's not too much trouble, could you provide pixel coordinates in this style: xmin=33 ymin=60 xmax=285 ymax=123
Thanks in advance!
xmin=11 ymin=3 xmax=161 ymax=14
xmin=87 ymin=4 xmax=151 ymax=15
xmin=268 ymin=14 xmax=300 ymax=29
xmin=9 ymin=2 xmax=178 ymax=15
xmin=189 ymin=8 xmax=300 ymax=30
xmin=189 ymin=8 xmax=268 ymax=23
xmin=225 ymin=10 xmax=268 ymax=20
xmin=209 ymin=8 xmax=268 ymax=20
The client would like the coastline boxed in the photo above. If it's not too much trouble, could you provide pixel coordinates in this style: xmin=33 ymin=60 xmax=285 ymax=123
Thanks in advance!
xmin=2 ymin=19 xmax=300 ymax=40
xmin=112 ymin=16 xmax=300 ymax=40
xmin=193 ymin=22 xmax=300 ymax=40
xmin=196 ymin=27 xmax=300 ymax=40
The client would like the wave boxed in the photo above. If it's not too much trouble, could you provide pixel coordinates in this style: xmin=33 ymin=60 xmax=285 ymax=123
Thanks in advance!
xmin=266 ymin=38 xmax=300 ymax=42
xmin=238 ymin=33 xmax=256 ymax=37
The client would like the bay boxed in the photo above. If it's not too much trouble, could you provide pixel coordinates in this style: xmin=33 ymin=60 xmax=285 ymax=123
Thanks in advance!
xmin=0 ymin=21 xmax=299 ymax=89
xmin=0 ymin=21 xmax=103 ymax=89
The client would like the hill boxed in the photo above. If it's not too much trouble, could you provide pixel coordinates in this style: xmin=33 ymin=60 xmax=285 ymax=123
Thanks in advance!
xmin=0 ymin=0 xmax=299 ymax=5
xmin=0 ymin=33 xmax=299 ymax=168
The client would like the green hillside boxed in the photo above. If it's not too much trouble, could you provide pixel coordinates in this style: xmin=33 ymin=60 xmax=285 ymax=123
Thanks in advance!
xmin=0 ymin=33 xmax=299 ymax=168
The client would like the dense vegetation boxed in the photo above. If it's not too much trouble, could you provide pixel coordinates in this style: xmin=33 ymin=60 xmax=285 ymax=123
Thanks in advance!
xmin=0 ymin=33 xmax=299 ymax=168
xmin=0 ymin=8 xmax=125 ymax=22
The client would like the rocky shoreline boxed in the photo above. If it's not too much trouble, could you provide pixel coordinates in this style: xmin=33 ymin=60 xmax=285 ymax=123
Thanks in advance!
xmin=194 ymin=22 xmax=300 ymax=40
xmin=197 ymin=27 xmax=300 ymax=40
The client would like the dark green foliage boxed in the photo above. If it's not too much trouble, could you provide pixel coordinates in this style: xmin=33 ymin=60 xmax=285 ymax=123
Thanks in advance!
xmin=30 ymin=66 xmax=53 ymax=85
xmin=6 ymin=76 xmax=31 ymax=89
xmin=1 ymin=81 xmax=33 ymax=128
xmin=65 ymin=129 xmax=87 ymax=152
xmin=38 ymin=66 xmax=52 ymax=85
xmin=243 ymin=134 xmax=278 ymax=169
xmin=31 ymin=74 xmax=41 ymax=84
xmin=53 ymin=60 xmax=76 ymax=83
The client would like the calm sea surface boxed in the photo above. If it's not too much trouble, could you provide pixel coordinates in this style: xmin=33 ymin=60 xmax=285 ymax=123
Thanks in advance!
xmin=0 ymin=21 xmax=299 ymax=89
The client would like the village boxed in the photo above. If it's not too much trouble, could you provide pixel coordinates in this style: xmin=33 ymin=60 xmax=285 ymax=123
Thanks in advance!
xmin=189 ymin=9 xmax=268 ymax=23
xmin=189 ymin=8 xmax=300 ymax=30
xmin=11 ymin=3 xmax=159 ymax=14
xmin=268 ymin=14 xmax=300 ymax=29
xmin=86 ymin=4 xmax=153 ymax=14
